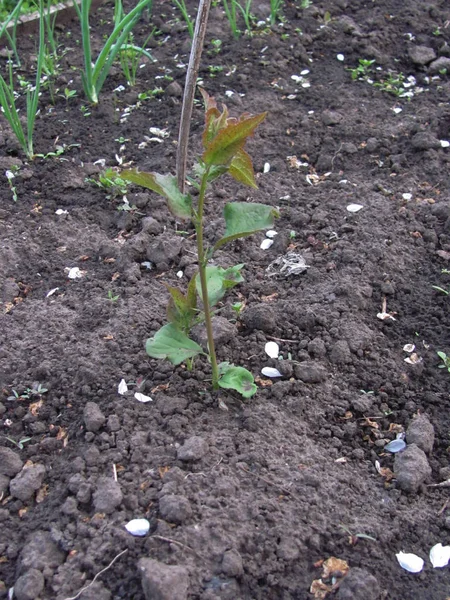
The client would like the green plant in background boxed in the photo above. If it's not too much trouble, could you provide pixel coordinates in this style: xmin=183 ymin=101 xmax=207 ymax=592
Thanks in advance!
xmin=221 ymin=0 xmax=254 ymax=38
xmin=122 ymin=90 xmax=278 ymax=398
xmin=347 ymin=58 xmax=375 ymax=81
xmin=74 ymin=0 xmax=152 ymax=104
xmin=3 ymin=436 xmax=32 ymax=450
xmin=373 ymin=71 xmax=407 ymax=97
xmin=0 ymin=0 xmax=45 ymax=159
xmin=173 ymin=0 xmax=195 ymax=38
xmin=117 ymin=29 xmax=155 ymax=86
xmin=437 ymin=351 xmax=450 ymax=373
xmin=86 ymin=168 xmax=129 ymax=199
xmin=107 ymin=290 xmax=120 ymax=302
xmin=269 ymin=0 xmax=283 ymax=25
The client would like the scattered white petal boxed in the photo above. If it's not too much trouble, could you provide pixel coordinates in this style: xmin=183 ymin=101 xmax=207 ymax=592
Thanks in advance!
xmin=336 ymin=54 xmax=345 ymax=61
xmin=93 ymin=159 xmax=106 ymax=167
xmin=339 ymin=179 xmax=348 ymax=184
xmin=261 ymin=367 xmax=283 ymax=378
xmin=301 ymin=69 xmax=310 ymax=75
xmin=430 ymin=543 xmax=450 ymax=568
xmin=396 ymin=552 xmax=424 ymax=573
xmin=265 ymin=341 xmax=279 ymax=359
xmin=392 ymin=107 xmax=402 ymax=114
xmin=5 ymin=170 xmax=14 ymax=180
xmin=55 ymin=209 xmax=68 ymax=215
xmin=225 ymin=90 xmax=234 ymax=97
xmin=118 ymin=379 xmax=128 ymax=395
xmin=440 ymin=140 xmax=450 ymax=148
xmin=384 ymin=439 xmax=406 ymax=453
xmin=176 ymin=270 xmax=183 ymax=278
xmin=125 ymin=518 xmax=150 ymax=536
xmin=403 ymin=344 xmax=415 ymax=353
xmin=115 ymin=154 xmax=123 ymax=165
xmin=149 ymin=127 xmax=169 ymax=138
xmin=46 ymin=287 xmax=59 ymax=298
xmin=302 ymin=82 xmax=311 ymax=88
xmin=287 ymin=94 xmax=297 ymax=100
xmin=308 ymin=110 xmax=314 ymax=114
xmin=402 ymin=193 xmax=413 ymax=200
xmin=66 ymin=267 xmax=83 ymax=279
xmin=347 ymin=204 xmax=363 ymax=213
xmin=266 ymin=230 xmax=278 ymax=238
xmin=260 ymin=238 xmax=274 ymax=250
xmin=113 ymin=85 xmax=125 ymax=92
xmin=264 ymin=162 xmax=270 ymax=173
xmin=377 ymin=312 xmax=396 ymax=321
xmin=291 ymin=75 xmax=302 ymax=83
xmin=141 ymin=261 xmax=153 ymax=270
xmin=134 ymin=392 xmax=153 ymax=403
xmin=404 ymin=353 xmax=422 ymax=365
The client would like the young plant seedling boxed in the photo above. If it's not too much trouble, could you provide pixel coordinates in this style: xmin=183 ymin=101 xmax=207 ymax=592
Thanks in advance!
xmin=122 ymin=90 xmax=277 ymax=398
xmin=437 ymin=351 xmax=450 ymax=373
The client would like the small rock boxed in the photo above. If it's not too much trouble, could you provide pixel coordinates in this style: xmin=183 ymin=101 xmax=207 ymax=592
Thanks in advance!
xmin=0 ymin=447 xmax=23 ymax=476
xmin=321 ymin=110 xmax=342 ymax=126
xmin=83 ymin=402 xmax=105 ymax=433
xmin=84 ymin=445 xmax=101 ymax=467
xmin=146 ymin=235 xmax=183 ymax=266
xmin=177 ymin=436 xmax=208 ymax=462
xmin=191 ymin=316 xmax=237 ymax=348
xmin=411 ymin=132 xmax=441 ymax=150
xmin=330 ymin=340 xmax=352 ymax=364
xmin=61 ymin=497 xmax=79 ymax=516
xmin=159 ymin=494 xmax=192 ymax=524
xmin=93 ymin=477 xmax=123 ymax=514
xmin=221 ymin=549 xmax=244 ymax=576
xmin=394 ymin=444 xmax=432 ymax=493
xmin=293 ymin=362 xmax=327 ymax=383
xmin=0 ymin=474 xmax=9 ymax=495
xmin=156 ymin=396 xmax=188 ymax=416
xmin=165 ymin=81 xmax=183 ymax=97
xmin=14 ymin=569 xmax=45 ymax=600
xmin=336 ymin=568 xmax=380 ymax=600
xmin=107 ymin=415 xmax=121 ymax=432
xmin=406 ymin=414 xmax=434 ymax=454
xmin=276 ymin=536 xmax=300 ymax=561
xmin=308 ymin=337 xmax=327 ymax=358
xmin=141 ymin=216 xmax=163 ymax=235
xmin=2 ymin=279 xmax=20 ymax=303
xmin=408 ymin=45 xmax=436 ymax=66
xmin=138 ymin=558 xmax=189 ymax=600
xmin=242 ymin=304 xmax=276 ymax=333
xmin=10 ymin=464 xmax=46 ymax=501
xmin=18 ymin=531 xmax=65 ymax=573
xmin=341 ymin=142 xmax=358 ymax=154
xmin=429 ymin=56 xmax=450 ymax=74
xmin=365 ymin=138 xmax=379 ymax=152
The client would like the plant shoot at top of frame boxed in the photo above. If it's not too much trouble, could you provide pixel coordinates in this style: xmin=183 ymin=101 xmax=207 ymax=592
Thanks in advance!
xmin=122 ymin=90 xmax=277 ymax=398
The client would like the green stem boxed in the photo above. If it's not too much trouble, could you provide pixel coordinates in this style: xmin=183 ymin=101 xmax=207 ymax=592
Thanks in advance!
xmin=195 ymin=168 xmax=219 ymax=389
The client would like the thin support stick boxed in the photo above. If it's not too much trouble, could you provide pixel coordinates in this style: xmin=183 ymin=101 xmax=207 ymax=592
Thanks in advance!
xmin=176 ymin=0 xmax=212 ymax=193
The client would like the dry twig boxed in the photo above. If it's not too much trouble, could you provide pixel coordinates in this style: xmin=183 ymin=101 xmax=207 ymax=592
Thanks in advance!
xmin=63 ymin=549 xmax=128 ymax=600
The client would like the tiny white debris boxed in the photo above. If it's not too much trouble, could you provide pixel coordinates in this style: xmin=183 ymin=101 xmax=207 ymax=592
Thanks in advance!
xmin=125 ymin=518 xmax=150 ymax=537
xmin=392 ymin=107 xmax=402 ymax=114
xmin=118 ymin=379 xmax=128 ymax=395
xmin=429 ymin=543 xmax=450 ymax=568
xmin=291 ymin=75 xmax=302 ymax=83
xmin=402 ymin=193 xmax=412 ymax=200
xmin=404 ymin=353 xmax=423 ymax=365
xmin=396 ymin=552 xmax=424 ymax=573
xmin=115 ymin=154 xmax=123 ymax=165
xmin=134 ymin=392 xmax=153 ymax=403
xmin=113 ymin=85 xmax=125 ymax=92
xmin=176 ymin=270 xmax=183 ymax=278
xmin=265 ymin=341 xmax=279 ymax=359
xmin=55 ymin=209 xmax=68 ymax=215
xmin=403 ymin=344 xmax=415 ymax=353
xmin=384 ymin=439 xmax=406 ymax=453
xmin=5 ymin=170 xmax=14 ymax=180
xmin=346 ymin=204 xmax=363 ymax=213
xmin=337 ymin=54 xmax=345 ymax=61
xmin=149 ymin=127 xmax=169 ymax=138
xmin=93 ymin=159 xmax=106 ymax=167
xmin=301 ymin=69 xmax=310 ymax=75
xmin=225 ymin=90 xmax=234 ymax=97
xmin=308 ymin=110 xmax=314 ymax=114
xmin=266 ymin=230 xmax=278 ymax=238
xmin=260 ymin=238 xmax=274 ymax=250
xmin=339 ymin=179 xmax=348 ymax=184
xmin=141 ymin=261 xmax=152 ymax=270
xmin=264 ymin=162 xmax=270 ymax=173
xmin=440 ymin=140 xmax=450 ymax=148
xmin=377 ymin=312 xmax=396 ymax=321
xmin=66 ymin=267 xmax=83 ymax=279
xmin=302 ymin=82 xmax=311 ymax=88
xmin=287 ymin=94 xmax=297 ymax=100
xmin=46 ymin=287 xmax=59 ymax=298
xmin=261 ymin=367 xmax=283 ymax=378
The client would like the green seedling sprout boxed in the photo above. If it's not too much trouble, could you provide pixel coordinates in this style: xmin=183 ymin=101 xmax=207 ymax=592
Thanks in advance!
xmin=437 ymin=351 xmax=450 ymax=373
xmin=339 ymin=524 xmax=377 ymax=546
xmin=3 ymin=436 xmax=32 ymax=450
xmin=173 ymin=0 xmax=195 ymax=38
xmin=122 ymin=90 xmax=277 ymax=398
xmin=108 ymin=290 xmax=120 ymax=302
xmin=347 ymin=58 xmax=375 ymax=81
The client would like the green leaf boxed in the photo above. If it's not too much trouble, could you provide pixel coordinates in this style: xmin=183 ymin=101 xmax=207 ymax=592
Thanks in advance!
xmin=214 ymin=202 xmax=279 ymax=250
xmin=218 ymin=364 xmax=257 ymax=398
xmin=145 ymin=324 xmax=203 ymax=365
xmin=196 ymin=265 xmax=245 ymax=308
xmin=165 ymin=277 xmax=198 ymax=333
xmin=228 ymin=148 xmax=257 ymax=188
xmin=121 ymin=170 xmax=192 ymax=220
xmin=202 ymin=112 xmax=267 ymax=167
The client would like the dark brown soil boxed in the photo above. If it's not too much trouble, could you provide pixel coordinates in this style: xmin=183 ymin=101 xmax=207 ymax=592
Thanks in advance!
xmin=1 ymin=0 xmax=450 ymax=598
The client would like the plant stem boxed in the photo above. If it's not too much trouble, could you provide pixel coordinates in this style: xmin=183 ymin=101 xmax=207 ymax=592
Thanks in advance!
xmin=195 ymin=168 xmax=219 ymax=389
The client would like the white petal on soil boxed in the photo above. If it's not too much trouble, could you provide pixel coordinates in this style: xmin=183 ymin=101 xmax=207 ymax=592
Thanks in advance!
xmin=377 ymin=312 xmax=396 ymax=321
xmin=134 ymin=392 xmax=153 ymax=403
xmin=118 ymin=379 xmax=128 ymax=395
xmin=176 ymin=270 xmax=183 ymax=278
xmin=93 ymin=158 xmax=106 ymax=167
xmin=225 ymin=90 xmax=234 ymax=97
xmin=46 ymin=287 xmax=59 ymax=298
xmin=260 ymin=238 xmax=274 ymax=250
xmin=404 ymin=353 xmax=422 ymax=365
xmin=66 ymin=267 xmax=83 ymax=279
xmin=5 ymin=170 xmax=14 ymax=180
xmin=392 ymin=107 xmax=402 ymax=114
xmin=402 ymin=193 xmax=413 ymax=200
xmin=396 ymin=552 xmax=424 ymax=573
xmin=125 ymin=518 xmax=150 ymax=537
xmin=440 ymin=140 xmax=450 ymax=148
xmin=429 ymin=543 xmax=450 ymax=568
xmin=261 ymin=367 xmax=283 ymax=378
xmin=302 ymin=82 xmax=311 ymax=88
xmin=55 ymin=209 xmax=68 ymax=215
xmin=384 ymin=439 xmax=406 ymax=453
xmin=266 ymin=230 xmax=278 ymax=238
xmin=337 ymin=54 xmax=345 ymax=61
xmin=346 ymin=204 xmax=363 ymax=213
xmin=301 ymin=69 xmax=310 ymax=75
xmin=264 ymin=162 xmax=270 ymax=173
xmin=403 ymin=344 xmax=415 ymax=353
xmin=265 ymin=341 xmax=279 ymax=359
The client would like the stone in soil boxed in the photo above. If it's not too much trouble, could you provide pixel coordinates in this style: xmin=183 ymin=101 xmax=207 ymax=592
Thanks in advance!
xmin=9 ymin=463 xmax=46 ymax=501
xmin=405 ymin=413 xmax=434 ymax=455
xmin=17 ymin=531 xmax=65 ymax=574
xmin=177 ymin=436 xmax=208 ymax=462
xmin=14 ymin=569 xmax=45 ymax=600
xmin=242 ymin=304 xmax=277 ymax=333
xmin=0 ymin=447 xmax=23 ymax=476
xmin=336 ymin=567 xmax=380 ymax=600
xmin=394 ymin=444 xmax=432 ymax=493
xmin=190 ymin=316 xmax=237 ymax=348
xmin=83 ymin=402 xmax=106 ymax=433
xmin=92 ymin=477 xmax=123 ymax=514
xmin=138 ymin=558 xmax=189 ymax=600
xmin=408 ymin=45 xmax=436 ymax=65
xmin=158 ymin=494 xmax=192 ymax=524
xmin=293 ymin=362 xmax=327 ymax=383
xmin=221 ymin=549 xmax=244 ymax=577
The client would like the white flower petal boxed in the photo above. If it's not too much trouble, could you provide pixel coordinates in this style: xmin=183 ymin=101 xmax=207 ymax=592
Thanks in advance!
xmin=118 ymin=379 xmax=128 ymax=395
xmin=46 ymin=287 xmax=59 ymax=298
xmin=337 ymin=54 xmax=345 ymax=61
xmin=266 ymin=230 xmax=278 ymax=238
xmin=402 ymin=193 xmax=412 ymax=200
xmin=176 ymin=270 xmax=183 ymax=278
xmin=440 ymin=140 xmax=449 ymax=148
xmin=384 ymin=439 xmax=406 ymax=453
xmin=260 ymin=239 xmax=274 ymax=250
xmin=392 ymin=107 xmax=402 ymax=114
xmin=347 ymin=204 xmax=363 ymax=213
xmin=66 ymin=267 xmax=83 ymax=279
xmin=134 ymin=392 xmax=153 ymax=403
xmin=55 ymin=209 xmax=68 ymax=215
xmin=125 ymin=518 xmax=150 ymax=536
xmin=430 ymin=543 xmax=450 ymax=568
xmin=264 ymin=162 xmax=270 ymax=173
xmin=396 ymin=552 xmax=424 ymax=573
xmin=265 ymin=341 xmax=279 ymax=359
xmin=261 ymin=367 xmax=283 ymax=378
